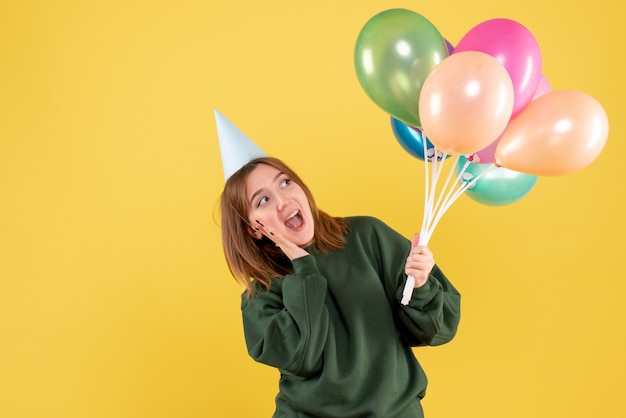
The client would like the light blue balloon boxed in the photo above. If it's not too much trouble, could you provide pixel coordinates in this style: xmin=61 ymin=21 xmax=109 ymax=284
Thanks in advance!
xmin=390 ymin=117 xmax=446 ymax=162
xmin=458 ymin=156 xmax=538 ymax=206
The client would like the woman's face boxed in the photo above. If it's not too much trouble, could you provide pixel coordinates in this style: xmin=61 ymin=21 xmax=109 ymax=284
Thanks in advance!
xmin=245 ymin=163 xmax=314 ymax=248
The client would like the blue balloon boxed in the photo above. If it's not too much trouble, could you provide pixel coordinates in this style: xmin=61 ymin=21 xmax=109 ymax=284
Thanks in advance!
xmin=457 ymin=156 xmax=538 ymax=206
xmin=390 ymin=117 xmax=445 ymax=162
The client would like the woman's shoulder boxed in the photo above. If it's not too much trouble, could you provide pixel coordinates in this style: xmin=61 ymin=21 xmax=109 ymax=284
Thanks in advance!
xmin=344 ymin=215 xmax=408 ymax=243
xmin=241 ymin=278 xmax=283 ymax=305
xmin=342 ymin=216 xmax=408 ymax=254
xmin=345 ymin=215 xmax=393 ymax=232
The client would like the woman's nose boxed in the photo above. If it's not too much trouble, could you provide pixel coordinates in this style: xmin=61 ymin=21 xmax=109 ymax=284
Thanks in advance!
xmin=275 ymin=194 xmax=287 ymax=211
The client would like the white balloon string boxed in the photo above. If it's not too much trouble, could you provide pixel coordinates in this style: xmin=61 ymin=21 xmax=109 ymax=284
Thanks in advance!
xmin=427 ymin=155 xmax=461 ymax=232
xmin=457 ymin=162 xmax=496 ymax=194
xmin=426 ymin=162 xmax=496 ymax=238
xmin=430 ymin=157 xmax=469 ymax=222
xmin=454 ymin=162 xmax=496 ymax=198
xmin=404 ymin=135 xmax=433 ymax=305
xmin=404 ymin=150 xmax=497 ymax=306
xmin=419 ymin=133 xmax=431 ymax=243
xmin=401 ymin=275 xmax=415 ymax=305
xmin=424 ymin=149 xmax=436 ymax=231
xmin=422 ymin=147 xmax=446 ymax=241
xmin=425 ymin=158 xmax=471 ymax=238
xmin=420 ymin=153 xmax=459 ymax=242
xmin=425 ymin=180 xmax=465 ymax=238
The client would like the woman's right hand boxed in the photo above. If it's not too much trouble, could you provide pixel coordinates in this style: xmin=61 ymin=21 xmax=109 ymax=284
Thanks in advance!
xmin=405 ymin=233 xmax=434 ymax=288
xmin=255 ymin=219 xmax=310 ymax=260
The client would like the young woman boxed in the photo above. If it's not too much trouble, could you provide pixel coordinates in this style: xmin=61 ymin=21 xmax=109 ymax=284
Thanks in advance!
xmin=220 ymin=156 xmax=461 ymax=418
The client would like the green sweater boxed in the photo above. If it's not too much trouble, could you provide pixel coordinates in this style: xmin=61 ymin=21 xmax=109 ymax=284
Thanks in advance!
xmin=241 ymin=216 xmax=461 ymax=417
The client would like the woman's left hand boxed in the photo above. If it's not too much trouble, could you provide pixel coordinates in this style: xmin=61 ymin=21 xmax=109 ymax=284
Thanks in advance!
xmin=405 ymin=233 xmax=435 ymax=289
xmin=255 ymin=218 xmax=309 ymax=261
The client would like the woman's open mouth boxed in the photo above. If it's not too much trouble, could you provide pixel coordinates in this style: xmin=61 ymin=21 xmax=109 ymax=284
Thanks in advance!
xmin=284 ymin=210 xmax=304 ymax=230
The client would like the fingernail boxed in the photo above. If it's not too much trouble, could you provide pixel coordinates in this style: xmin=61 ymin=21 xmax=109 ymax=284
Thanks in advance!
xmin=256 ymin=220 xmax=264 ymax=227
xmin=269 ymin=232 xmax=274 ymax=235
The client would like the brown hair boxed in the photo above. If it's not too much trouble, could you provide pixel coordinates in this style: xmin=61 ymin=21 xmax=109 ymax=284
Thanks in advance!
xmin=220 ymin=157 xmax=348 ymax=295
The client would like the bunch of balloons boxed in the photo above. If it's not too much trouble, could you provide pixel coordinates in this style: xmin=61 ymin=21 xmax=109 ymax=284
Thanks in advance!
xmin=355 ymin=9 xmax=609 ymax=209
xmin=354 ymin=9 xmax=609 ymax=304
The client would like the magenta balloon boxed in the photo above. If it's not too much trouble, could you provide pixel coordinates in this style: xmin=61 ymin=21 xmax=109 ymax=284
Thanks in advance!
xmin=454 ymin=18 xmax=542 ymax=117
xmin=471 ymin=134 xmax=502 ymax=164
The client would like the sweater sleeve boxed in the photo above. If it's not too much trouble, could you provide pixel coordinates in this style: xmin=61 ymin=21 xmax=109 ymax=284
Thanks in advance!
xmin=240 ymin=255 xmax=330 ymax=378
xmin=365 ymin=217 xmax=461 ymax=347
xmin=395 ymin=264 xmax=461 ymax=347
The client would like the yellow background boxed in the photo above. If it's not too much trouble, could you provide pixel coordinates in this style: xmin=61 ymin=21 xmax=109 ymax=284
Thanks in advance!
xmin=1 ymin=0 xmax=623 ymax=417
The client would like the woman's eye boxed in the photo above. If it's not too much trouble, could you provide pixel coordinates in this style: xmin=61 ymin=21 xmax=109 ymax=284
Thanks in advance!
xmin=280 ymin=179 xmax=291 ymax=188
xmin=257 ymin=196 xmax=268 ymax=207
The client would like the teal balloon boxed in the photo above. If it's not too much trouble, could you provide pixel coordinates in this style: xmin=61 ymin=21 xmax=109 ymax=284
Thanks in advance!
xmin=354 ymin=9 xmax=448 ymax=127
xmin=458 ymin=156 xmax=538 ymax=206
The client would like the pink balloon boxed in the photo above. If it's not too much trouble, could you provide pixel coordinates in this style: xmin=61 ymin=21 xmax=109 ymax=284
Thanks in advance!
xmin=454 ymin=18 xmax=542 ymax=117
xmin=418 ymin=51 xmax=514 ymax=155
xmin=533 ymin=74 xmax=551 ymax=100
xmin=471 ymin=134 xmax=502 ymax=164
xmin=495 ymin=90 xmax=609 ymax=176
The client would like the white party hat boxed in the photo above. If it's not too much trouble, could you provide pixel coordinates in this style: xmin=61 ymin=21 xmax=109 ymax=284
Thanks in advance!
xmin=214 ymin=109 xmax=267 ymax=181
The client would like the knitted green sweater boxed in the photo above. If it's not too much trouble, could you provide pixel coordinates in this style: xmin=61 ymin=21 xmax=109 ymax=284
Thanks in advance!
xmin=241 ymin=216 xmax=461 ymax=417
